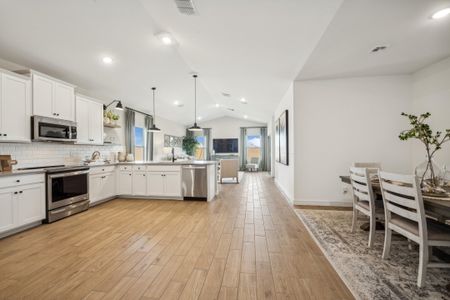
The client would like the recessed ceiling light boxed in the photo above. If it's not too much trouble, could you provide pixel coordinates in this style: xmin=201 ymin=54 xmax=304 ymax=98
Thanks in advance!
xmin=432 ymin=8 xmax=450 ymax=19
xmin=240 ymin=98 xmax=247 ymax=104
xmin=197 ymin=116 xmax=202 ymax=120
xmin=173 ymin=100 xmax=184 ymax=107
xmin=156 ymin=32 xmax=176 ymax=45
xmin=215 ymin=103 xmax=220 ymax=108
xmin=244 ymin=115 xmax=248 ymax=119
xmin=102 ymin=56 xmax=113 ymax=64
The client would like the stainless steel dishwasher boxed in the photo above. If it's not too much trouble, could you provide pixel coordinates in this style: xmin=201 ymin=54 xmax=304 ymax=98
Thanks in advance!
xmin=182 ymin=165 xmax=207 ymax=200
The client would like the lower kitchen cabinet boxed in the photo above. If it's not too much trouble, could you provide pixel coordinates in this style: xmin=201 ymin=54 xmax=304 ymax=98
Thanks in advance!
xmin=118 ymin=171 xmax=133 ymax=195
xmin=0 ymin=190 xmax=15 ymax=232
xmin=90 ymin=169 xmax=116 ymax=204
xmin=16 ymin=184 xmax=45 ymax=225
xmin=147 ymin=172 xmax=165 ymax=196
xmin=0 ymin=174 xmax=45 ymax=235
xmin=133 ymin=172 xmax=147 ymax=196
xmin=163 ymin=172 xmax=181 ymax=197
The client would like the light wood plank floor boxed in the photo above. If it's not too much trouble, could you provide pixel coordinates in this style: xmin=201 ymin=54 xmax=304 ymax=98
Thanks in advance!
xmin=0 ymin=172 xmax=353 ymax=299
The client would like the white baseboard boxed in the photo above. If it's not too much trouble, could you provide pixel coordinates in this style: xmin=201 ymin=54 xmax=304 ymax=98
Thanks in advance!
xmin=294 ymin=199 xmax=352 ymax=207
xmin=274 ymin=179 xmax=293 ymax=204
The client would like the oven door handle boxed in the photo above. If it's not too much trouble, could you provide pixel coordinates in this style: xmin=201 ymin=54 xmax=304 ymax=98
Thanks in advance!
xmin=48 ymin=170 xmax=90 ymax=179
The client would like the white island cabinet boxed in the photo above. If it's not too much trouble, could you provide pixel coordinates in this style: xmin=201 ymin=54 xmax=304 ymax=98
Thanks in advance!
xmin=0 ymin=173 xmax=45 ymax=237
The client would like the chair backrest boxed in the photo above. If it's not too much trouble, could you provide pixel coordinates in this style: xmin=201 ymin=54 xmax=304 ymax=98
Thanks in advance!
xmin=353 ymin=162 xmax=382 ymax=169
xmin=349 ymin=167 xmax=377 ymax=212
xmin=220 ymin=159 xmax=239 ymax=177
xmin=378 ymin=171 xmax=427 ymax=240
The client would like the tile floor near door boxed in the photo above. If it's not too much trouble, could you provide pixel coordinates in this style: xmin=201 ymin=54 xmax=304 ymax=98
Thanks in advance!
xmin=0 ymin=173 xmax=353 ymax=299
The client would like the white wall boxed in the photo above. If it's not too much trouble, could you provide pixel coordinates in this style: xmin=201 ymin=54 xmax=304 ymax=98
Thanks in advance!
xmin=412 ymin=56 xmax=450 ymax=168
xmin=293 ymin=76 xmax=412 ymax=206
xmin=198 ymin=116 xmax=266 ymax=158
xmin=273 ymin=84 xmax=295 ymax=203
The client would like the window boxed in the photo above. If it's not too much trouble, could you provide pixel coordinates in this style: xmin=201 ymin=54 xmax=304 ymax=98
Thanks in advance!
xmin=247 ymin=135 xmax=261 ymax=164
xmin=195 ymin=135 xmax=206 ymax=160
xmin=134 ymin=127 xmax=145 ymax=161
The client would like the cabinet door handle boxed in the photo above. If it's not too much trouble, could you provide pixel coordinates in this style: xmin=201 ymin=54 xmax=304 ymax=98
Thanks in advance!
xmin=3 ymin=134 xmax=7 ymax=136
xmin=16 ymin=180 xmax=20 ymax=183
xmin=129 ymin=174 xmax=132 ymax=176
xmin=19 ymin=191 xmax=23 ymax=194
xmin=14 ymin=191 xmax=18 ymax=194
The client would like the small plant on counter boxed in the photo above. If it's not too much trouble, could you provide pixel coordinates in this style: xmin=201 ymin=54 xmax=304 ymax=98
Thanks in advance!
xmin=182 ymin=135 xmax=199 ymax=156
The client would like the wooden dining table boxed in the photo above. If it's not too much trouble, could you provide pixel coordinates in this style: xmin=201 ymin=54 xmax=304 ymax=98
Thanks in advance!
xmin=340 ymin=175 xmax=450 ymax=220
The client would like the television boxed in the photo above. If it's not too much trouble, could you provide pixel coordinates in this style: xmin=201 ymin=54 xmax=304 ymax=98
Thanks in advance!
xmin=213 ymin=138 xmax=238 ymax=153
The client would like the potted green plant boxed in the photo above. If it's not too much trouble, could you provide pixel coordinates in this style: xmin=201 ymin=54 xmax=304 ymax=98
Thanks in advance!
xmin=399 ymin=112 xmax=450 ymax=190
xmin=182 ymin=135 xmax=199 ymax=156
xmin=111 ymin=113 xmax=120 ymax=125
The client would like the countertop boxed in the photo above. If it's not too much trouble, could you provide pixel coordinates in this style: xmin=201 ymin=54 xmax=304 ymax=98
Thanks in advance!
xmin=0 ymin=160 xmax=217 ymax=177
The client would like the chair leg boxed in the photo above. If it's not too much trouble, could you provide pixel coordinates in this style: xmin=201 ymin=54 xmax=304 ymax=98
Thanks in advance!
xmin=351 ymin=208 xmax=357 ymax=233
xmin=382 ymin=228 xmax=392 ymax=259
xmin=368 ymin=214 xmax=376 ymax=248
xmin=417 ymin=243 xmax=429 ymax=288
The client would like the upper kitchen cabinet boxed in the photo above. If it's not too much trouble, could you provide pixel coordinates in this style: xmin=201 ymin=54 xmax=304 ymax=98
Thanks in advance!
xmin=31 ymin=71 xmax=75 ymax=121
xmin=76 ymin=95 xmax=103 ymax=145
xmin=0 ymin=70 xmax=31 ymax=143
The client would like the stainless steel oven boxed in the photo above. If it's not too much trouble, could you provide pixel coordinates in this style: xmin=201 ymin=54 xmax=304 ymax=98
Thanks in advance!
xmin=32 ymin=115 xmax=77 ymax=143
xmin=46 ymin=166 xmax=89 ymax=222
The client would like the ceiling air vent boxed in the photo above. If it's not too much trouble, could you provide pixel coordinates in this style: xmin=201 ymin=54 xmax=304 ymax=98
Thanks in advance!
xmin=174 ymin=0 xmax=197 ymax=15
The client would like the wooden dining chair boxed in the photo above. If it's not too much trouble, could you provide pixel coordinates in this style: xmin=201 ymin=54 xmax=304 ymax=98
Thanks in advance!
xmin=353 ymin=162 xmax=382 ymax=169
xmin=379 ymin=171 xmax=450 ymax=287
xmin=350 ymin=167 xmax=383 ymax=248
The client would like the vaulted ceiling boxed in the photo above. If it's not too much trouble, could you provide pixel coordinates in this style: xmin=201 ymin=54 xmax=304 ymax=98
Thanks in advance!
xmin=0 ymin=0 xmax=342 ymax=124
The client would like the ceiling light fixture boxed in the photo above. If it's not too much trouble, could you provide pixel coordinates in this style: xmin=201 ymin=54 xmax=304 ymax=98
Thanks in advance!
xmin=102 ymin=56 xmax=113 ymax=64
xmin=215 ymin=103 xmax=220 ymax=108
xmin=197 ymin=116 xmax=202 ymax=120
xmin=240 ymin=98 xmax=247 ymax=104
xmin=148 ymin=87 xmax=161 ymax=132
xmin=188 ymin=74 xmax=202 ymax=132
xmin=244 ymin=115 xmax=248 ymax=119
xmin=431 ymin=8 xmax=450 ymax=19
xmin=156 ymin=32 xmax=176 ymax=45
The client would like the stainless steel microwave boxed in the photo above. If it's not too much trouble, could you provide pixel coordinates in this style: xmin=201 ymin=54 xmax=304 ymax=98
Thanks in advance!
xmin=32 ymin=116 xmax=77 ymax=142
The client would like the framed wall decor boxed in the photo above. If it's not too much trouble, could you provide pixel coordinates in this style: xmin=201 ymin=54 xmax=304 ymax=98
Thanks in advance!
xmin=278 ymin=110 xmax=289 ymax=165
xmin=275 ymin=118 xmax=280 ymax=163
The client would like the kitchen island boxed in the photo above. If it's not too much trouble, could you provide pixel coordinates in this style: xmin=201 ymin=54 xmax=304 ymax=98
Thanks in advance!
xmin=88 ymin=160 xmax=218 ymax=205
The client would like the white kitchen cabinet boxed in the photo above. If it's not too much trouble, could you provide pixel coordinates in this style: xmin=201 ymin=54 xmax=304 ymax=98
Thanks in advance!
xmin=0 ymin=190 xmax=15 ymax=233
xmin=16 ymin=184 xmax=45 ymax=225
xmin=89 ymin=168 xmax=116 ymax=204
xmin=32 ymin=72 xmax=75 ymax=121
xmin=118 ymin=171 xmax=133 ymax=195
xmin=147 ymin=172 xmax=165 ymax=196
xmin=164 ymin=172 xmax=181 ymax=197
xmin=89 ymin=174 xmax=103 ymax=204
xmin=76 ymin=95 xmax=103 ymax=145
xmin=0 ymin=174 xmax=45 ymax=236
xmin=0 ymin=72 xmax=31 ymax=142
xmin=133 ymin=172 xmax=147 ymax=196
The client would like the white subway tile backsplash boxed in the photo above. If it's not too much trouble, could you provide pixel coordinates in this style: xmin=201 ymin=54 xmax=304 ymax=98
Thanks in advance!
xmin=0 ymin=142 xmax=124 ymax=169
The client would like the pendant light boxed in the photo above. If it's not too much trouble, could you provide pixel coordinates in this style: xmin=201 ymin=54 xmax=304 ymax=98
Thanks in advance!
xmin=148 ymin=87 xmax=161 ymax=132
xmin=188 ymin=74 xmax=202 ymax=131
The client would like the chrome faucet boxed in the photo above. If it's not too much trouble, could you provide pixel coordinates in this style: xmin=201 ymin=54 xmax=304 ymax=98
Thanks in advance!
xmin=91 ymin=151 xmax=101 ymax=161
xmin=171 ymin=147 xmax=177 ymax=163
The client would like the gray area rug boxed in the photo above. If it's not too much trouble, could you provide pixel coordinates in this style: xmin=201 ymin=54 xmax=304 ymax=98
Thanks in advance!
xmin=295 ymin=209 xmax=450 ymax=300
